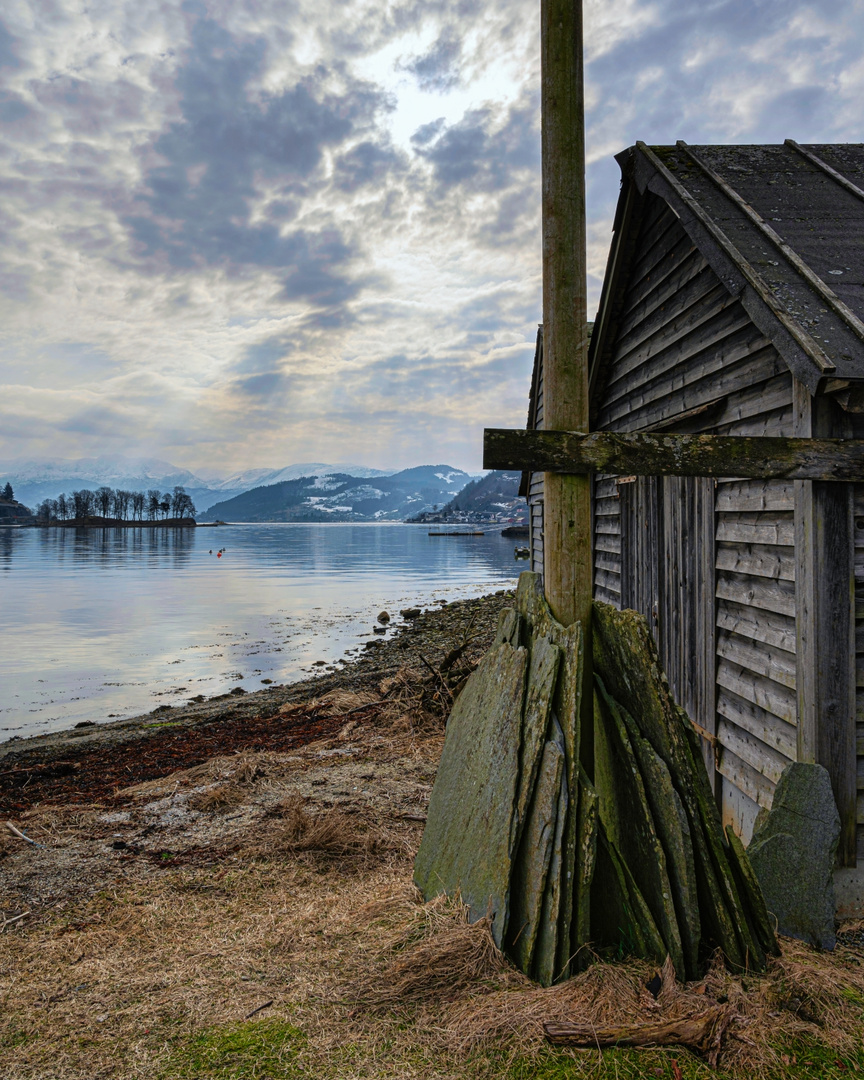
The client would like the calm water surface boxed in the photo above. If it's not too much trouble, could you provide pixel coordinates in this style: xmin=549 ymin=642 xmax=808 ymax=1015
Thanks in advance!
xmin=0 ymin=523 xmax=520 ymax=741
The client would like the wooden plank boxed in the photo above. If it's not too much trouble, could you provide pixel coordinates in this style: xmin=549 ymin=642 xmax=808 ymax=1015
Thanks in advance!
xmin=717 ymin=744 xmax=776 ymax=810
xmin=715 ymin=517 xmax=794 ymax=546
xmin=717 ymin=687 xmax=797 ymax=759
xmin=595 ymin=552 xmax=622 ymax=574
xmin=715 ymin=542 xmax=795 ymax=581
xmin=715 ymin=599 xmax=796 ymax=653
xmin=594 ymin=535 xmax=622 ymax=555
xmin=604 ymin=306 xmax=761 ymax=414
xmin=613 ymin=274 xmax=729 ymax=373
xmin=715 ymin=480 xmax=795 ymax=513
xmin=595 ymin=501 xmax=621 ymax=517
xmin=715 ymin=572 xmax=795 ymax=618
xmin=602 ymin=348 xmax=786 ymax=433
xmin=721 ymin=776 xmax=761 ymax=845
xmin=617 ymin=247 xmax=710 ymax=340
xmin=717 ymin=717 xmax=791 ymax=785
xmin=708 ymin=374 xmax=794 ymax=436
xmin=715 ymin=405 xmax=795 ymax=439
xmin=594 ymin=567 xmax=623 ymax=594
xmin=623 ymin=207 xmax=685 ymax=296
xmin=596 ymin=517 xmax=621 ymax=535
xmin=716 ymin=658 xmax=797 ymax=723
xmin=594 ymin=584 xmax=621 ymax=607
xmin=794 ymin=381 xmax=857 ymax=866
xmin=485 ymin=428 xmax=864 ymax=481
xmin=716 ymin=632 xmax=796 ymax=690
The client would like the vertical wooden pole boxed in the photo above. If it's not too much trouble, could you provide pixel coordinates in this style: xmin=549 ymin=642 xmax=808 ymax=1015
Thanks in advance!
xmin=541 ymin=2 xmax=592 ymax=628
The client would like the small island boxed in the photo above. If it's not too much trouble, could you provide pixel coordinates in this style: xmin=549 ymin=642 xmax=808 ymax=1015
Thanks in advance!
xmin=0 ymin=482 xmax=35 ymax=524
xmin=27 ymin=484 xmax=198 ymax=528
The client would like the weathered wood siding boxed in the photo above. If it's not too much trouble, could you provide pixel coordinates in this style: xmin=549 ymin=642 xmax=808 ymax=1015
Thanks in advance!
xmin=856 ymin=486 xmax=864 ymax=859
xmin=591 ymin=193 xmax=797 ymax=842
xmin=528 ymin=352 xmax=545 ymax=578
xmin=593 ymin=474 xmax=621 ymax=606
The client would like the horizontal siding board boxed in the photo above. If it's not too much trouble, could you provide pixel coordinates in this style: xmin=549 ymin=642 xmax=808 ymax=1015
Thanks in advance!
xmin=715 ymin=571 xmax=796 ymax=618
xmin=617 ymin=248 xmax=710 ymax=340
xmin=613 ymin=274 xmax=729 ymax=369
xmin=715 ymin=480 xmax=795 ymax=513
xmin=595 ymin=567 xmax=623 ymax=594
xmin=717 ymin=717 xmax=791 ymax=785
xmin=715 ymin=517 xmax=795 ymax=546
xmin=601 ymin=347 xmax=787 ymax=433
xmin=715 ymin=405 xmax=795 ymax=438
xmin=602 ymin=306 xmax=760 ymax=418
xmin=716 ymin=631 xmax=796 ymax=690
xmin=715 ymin=542 xmax=795 ymax=582
xmin=595 ymin=535 xmax=622 ymax=555
xmin=717 ymin=687 xmax=797 ymax=758
xmin=715 ymin=599 xmax=796 ymax=653
xmin=718 ymin=745 xmax=775 ymax=809
xmin=595 ymin=584 xmax=621 ymax=607
xmin=716 ymin=657 xmax=797 ymax=723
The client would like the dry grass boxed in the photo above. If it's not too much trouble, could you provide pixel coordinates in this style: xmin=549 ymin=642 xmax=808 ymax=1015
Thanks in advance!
xmin=250 ymin=795 xmax=404 ymax=866
xmin=3 ymin=689 xmax=864 ymax=1079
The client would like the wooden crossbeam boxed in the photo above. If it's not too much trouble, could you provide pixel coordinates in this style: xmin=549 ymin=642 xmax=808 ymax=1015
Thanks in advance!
xmin=484 ymin=428 xmax=864 ymax=481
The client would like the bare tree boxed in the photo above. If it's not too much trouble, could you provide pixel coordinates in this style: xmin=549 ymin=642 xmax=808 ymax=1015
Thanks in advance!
xmin=131 ymin=491 xmax=145 ymax=521
xmin=96 ymin=486 xmax=113 ymax=518
xmin=72 ymin=489 xmax=95 ymax=520
xmin=147 ymin=490 xmax=161 ymax=521
xmin=56 ymin=493 xmax=68 ymax=520
xmin=159 ymin=496 xmax=171 ymax=520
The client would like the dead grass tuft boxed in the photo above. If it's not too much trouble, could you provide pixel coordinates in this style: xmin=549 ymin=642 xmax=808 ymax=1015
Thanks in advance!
xmin=117 ymin=752 xmax=266 ymax=799
xmin=187 ymin=781 xmax=246 ymax=813
xmin=249 ymin=796 xmax=402 ymax=866
xmin=355 ymin=893 xmax=521 ymax=1008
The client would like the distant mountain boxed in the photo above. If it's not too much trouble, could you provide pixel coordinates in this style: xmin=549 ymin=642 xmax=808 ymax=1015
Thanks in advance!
xmin=201 ymin=462 xmax=392 ymax=491
xmin=0 ymin=456 xmax=395 ymax=513
xmin=408 ymin=470 xmax=526 ymax=524
xmin=197 ymin=466 xmax=473 ymax=522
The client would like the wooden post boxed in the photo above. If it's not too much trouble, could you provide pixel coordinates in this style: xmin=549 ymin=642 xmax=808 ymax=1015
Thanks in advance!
xmin=794 ymin=381 xmax=857 ymax=867
xmin=541 ymin=0 xmax=592 ymax=638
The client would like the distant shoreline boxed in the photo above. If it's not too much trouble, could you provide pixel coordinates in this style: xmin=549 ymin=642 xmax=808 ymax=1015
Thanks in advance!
xmin=34 ymin=516 xmax=199 ymax=529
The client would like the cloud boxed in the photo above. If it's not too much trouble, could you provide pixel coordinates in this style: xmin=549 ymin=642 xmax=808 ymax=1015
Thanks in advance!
xmin=400 ymin=28 xmax=463 ymax=92
xmin=1 ymin=0 xmax=863 ymax=474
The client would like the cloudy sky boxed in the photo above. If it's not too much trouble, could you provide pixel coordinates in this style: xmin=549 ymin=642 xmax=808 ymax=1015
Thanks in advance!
xmin=1 ymin=0 xmax=862 ymax=476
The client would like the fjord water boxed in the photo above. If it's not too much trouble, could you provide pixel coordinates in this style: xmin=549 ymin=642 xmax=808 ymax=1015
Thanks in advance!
xmin=0 ymin=523 xmax=519 ymax=741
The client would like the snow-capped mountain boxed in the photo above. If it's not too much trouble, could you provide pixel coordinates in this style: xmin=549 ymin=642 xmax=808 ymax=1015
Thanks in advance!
xmin=0 ymin=456 xmax=467 ymax=516
xmin=197 ymin=465 xmax=474 ymax=522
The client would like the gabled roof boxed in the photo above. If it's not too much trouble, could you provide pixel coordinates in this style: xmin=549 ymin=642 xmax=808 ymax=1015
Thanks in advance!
xmin=589 ymin=142 xmax=864 ymax=419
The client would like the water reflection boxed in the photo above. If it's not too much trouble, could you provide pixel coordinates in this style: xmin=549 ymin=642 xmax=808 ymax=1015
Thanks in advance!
xmin=35 ymin=525 xmax=197 ymax=567
xmin=1 ymin=523 xmax=518 ymax=739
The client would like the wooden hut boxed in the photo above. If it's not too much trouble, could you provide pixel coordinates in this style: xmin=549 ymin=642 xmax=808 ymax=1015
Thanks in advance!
xmin=523 ymin=141 xmax=864 ymax=896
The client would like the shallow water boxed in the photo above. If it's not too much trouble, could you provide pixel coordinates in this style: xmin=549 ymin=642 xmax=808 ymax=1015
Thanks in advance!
xmin=0 ymin=523 xmax=520 ymax=741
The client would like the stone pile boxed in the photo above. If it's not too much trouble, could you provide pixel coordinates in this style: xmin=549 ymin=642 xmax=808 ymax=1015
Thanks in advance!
xmin=414 ymin=572 xmax=778 ymax=985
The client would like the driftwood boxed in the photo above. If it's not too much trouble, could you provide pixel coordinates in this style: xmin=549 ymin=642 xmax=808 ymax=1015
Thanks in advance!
xmin=544 ymin=1005 xmax=737 ymax=1067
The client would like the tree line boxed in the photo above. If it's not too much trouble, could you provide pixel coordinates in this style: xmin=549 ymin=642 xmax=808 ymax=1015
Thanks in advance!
xmin=35 ymin=485 xmax=196 ymax=523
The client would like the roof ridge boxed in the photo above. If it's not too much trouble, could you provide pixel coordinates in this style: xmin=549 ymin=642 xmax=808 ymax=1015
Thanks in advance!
xmin=678 ymin=141 xmax=864 ymax=357
xmin=635 ymin=140 xmax=835 ymax=379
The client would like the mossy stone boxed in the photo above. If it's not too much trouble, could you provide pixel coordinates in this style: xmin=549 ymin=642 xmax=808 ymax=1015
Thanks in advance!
xmin=414 ymin=640 xmax=528 ymax=946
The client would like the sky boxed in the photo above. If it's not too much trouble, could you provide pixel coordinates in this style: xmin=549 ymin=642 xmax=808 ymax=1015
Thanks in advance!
xmin=1 ymin=0 xmax=863 ymax=476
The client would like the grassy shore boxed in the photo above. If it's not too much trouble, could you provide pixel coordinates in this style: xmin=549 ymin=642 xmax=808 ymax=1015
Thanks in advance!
xmin=2 ymin=591 xmax=864 ymax=1079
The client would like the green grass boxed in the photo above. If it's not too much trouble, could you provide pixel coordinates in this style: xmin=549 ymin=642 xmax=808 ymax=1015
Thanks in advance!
xmin=159 ymin=1019 xmax=305 ymax=1080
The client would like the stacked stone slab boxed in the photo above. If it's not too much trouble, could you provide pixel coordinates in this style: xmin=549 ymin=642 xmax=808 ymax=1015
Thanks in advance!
xmin=414 ymin=572 xmax=778 ymax=985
